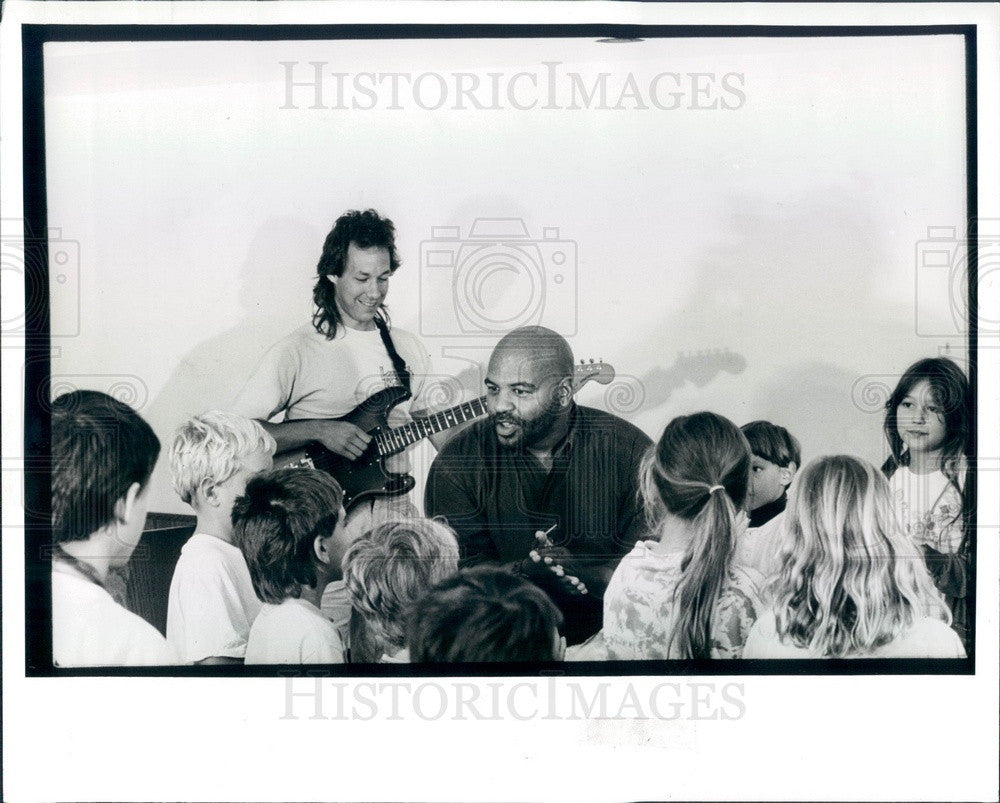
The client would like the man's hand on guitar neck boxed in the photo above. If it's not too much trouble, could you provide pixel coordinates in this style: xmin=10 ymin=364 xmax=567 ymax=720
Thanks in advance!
xmin=260 ymin=419 xmax=372 ymax=460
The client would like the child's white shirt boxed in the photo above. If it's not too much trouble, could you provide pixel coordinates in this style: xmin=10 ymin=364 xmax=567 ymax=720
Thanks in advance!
xmin=245 ymin=598 xmax=345 ymax=664
xmin=167 ymin=532 xmax=262 ymax=662
xmin=888 ymin=466 xmax=964 ymax=554
xmin=743 ymin=611 xmax=966 ymax=659
xmin=53 ymin=566 xmax=179 ymax=667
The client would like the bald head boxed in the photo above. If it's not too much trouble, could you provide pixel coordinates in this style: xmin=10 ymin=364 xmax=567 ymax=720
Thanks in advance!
xmin=485 ymin=327 xmax=575 ymax=451
xmin=491 ymin=326 xmax=574 ymax=384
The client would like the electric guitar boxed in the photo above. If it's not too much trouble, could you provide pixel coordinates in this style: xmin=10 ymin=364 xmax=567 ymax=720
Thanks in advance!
xmin=275 ymin=360 xmax=615 ymax=511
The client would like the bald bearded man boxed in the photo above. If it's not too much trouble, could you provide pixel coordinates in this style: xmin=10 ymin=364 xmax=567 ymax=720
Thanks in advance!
xmin=424 ymin=326 xmax=652 ymax=646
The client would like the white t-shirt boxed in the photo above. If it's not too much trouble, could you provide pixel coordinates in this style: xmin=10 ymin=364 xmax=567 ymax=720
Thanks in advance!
xmin=232 ymin=323 xmax=432 ymax=418
xmin=244 ymin=598 xmax=345 ymax=664
xmin=166 ymin=533 xmax=262 ymax=662
xmin=743 ymin=611 xmax=966 ymax=659
xmin=888 ymin=466 xmax=965 ymax=554
xmin=232 ymin=323 xmax=435 ymax=474
xmin=52 ymin=567 xmax=179 ymax=667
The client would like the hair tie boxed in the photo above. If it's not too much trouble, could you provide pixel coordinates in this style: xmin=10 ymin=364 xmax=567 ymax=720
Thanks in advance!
xmin=708 ymin=485 xmax=725 ymax=495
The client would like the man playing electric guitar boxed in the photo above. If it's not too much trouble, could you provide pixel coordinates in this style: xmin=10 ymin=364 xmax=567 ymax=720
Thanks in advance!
xmin=424 ymin=326 xmax=653 ymax=646
xmin=231 ymin=207 xmax=445 ymax=551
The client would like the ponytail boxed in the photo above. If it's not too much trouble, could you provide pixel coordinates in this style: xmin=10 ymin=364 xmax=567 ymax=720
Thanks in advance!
xmin=667 ymin=486 xmax=739 ymax=658
xmin=643 ymin=413 xmax=752 ymax=659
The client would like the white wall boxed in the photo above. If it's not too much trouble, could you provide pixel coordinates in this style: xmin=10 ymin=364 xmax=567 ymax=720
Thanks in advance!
xmin=42 ymin=35 xmax=969 ymax=514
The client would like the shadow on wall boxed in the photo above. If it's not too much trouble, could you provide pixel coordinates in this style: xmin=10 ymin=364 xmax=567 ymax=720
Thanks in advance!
xmin=614 ymin=189 xmax=923 ymax=460
xmin=143 ymin=216 xmax=320 ymax=513
xmin=750 ymin=360 xmax=889 ymax=471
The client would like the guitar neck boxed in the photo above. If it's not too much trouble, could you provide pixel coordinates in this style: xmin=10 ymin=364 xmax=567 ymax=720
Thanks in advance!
xmin=375 ymin=396 xmax=489 ymax=457
xmin=371 ymin=361 xmax=612 ymax=458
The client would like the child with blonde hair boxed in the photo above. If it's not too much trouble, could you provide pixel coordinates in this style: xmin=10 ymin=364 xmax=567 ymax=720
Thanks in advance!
xmin=166 ymin=411 xmax=275 ymax=664
xmin=342 ymin=517 xmax=460 ymax=663
xmin=743 ymin=456 xmax=963 ymax=659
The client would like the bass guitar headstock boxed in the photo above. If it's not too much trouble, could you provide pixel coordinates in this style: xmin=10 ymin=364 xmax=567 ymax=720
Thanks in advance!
xmin=573 ymin=358 xmax=615 ymax=391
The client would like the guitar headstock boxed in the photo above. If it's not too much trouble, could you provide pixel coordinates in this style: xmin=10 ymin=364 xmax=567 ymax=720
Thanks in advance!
xmin=572 ymin=358 xmax=616 ymax=390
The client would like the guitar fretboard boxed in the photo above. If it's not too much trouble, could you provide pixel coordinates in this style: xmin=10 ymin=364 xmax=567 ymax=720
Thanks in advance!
xmin=375 ymin=396 xmax=489 ymax=457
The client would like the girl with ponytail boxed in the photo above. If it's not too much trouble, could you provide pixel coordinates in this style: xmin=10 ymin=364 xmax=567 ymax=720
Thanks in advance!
xmin=602 ymin=412 xmax=760 ymax=659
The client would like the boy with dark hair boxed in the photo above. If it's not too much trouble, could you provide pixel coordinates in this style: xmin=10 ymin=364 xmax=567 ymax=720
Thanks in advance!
xmin=735 ymin=420 xmax=802 ymax=579
xmin=407 ymin=567 xmax=565 ymax=663
xmin=233 ymin=469 xmax=353 ymax=664
xmin=741 ymin=420 xmax=801 ymax=527
xmin=50 ymin=390 xmax=177 ymax=666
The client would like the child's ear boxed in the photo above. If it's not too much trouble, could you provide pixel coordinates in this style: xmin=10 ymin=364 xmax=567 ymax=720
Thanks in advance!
xmin=779 ymin=463 xmax=797 ymax=487
xmin=199 ymin=477 xmax=220 ymax=507
xmin=313 ymin=534 xmax=334 ymax=566
xmin=114 ymin=481 xmax=143 ymax=525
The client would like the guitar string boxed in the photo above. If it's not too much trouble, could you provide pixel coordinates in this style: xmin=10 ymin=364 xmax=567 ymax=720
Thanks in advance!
xmin=375 ymin=397 xmax=490 ymax=456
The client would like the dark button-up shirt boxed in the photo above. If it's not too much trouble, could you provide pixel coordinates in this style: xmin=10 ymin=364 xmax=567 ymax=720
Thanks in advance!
xmin=424 ymin=404 xmax=652 ymax=644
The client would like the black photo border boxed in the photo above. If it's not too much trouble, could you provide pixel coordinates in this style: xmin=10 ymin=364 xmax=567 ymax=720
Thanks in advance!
xmin=21 ymin=21 xmax=979 ymax=678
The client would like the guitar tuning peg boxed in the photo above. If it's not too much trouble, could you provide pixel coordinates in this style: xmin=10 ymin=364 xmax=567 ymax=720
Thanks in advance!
xmin=589 ymin=358 xmax=594 ymax=363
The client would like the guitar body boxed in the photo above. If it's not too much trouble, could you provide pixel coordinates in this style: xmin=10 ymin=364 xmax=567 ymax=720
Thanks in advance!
xmin=274 ymin=386 xmax=415 ymax=511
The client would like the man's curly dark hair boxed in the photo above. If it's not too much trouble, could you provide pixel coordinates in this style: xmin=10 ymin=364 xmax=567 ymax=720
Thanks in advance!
xmin=312 ymin=209 xmax=401 ymax=338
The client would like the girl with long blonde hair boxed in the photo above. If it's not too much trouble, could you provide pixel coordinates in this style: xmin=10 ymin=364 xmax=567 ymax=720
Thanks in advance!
xmin=743 ymin=456 xmax=964 ymax=658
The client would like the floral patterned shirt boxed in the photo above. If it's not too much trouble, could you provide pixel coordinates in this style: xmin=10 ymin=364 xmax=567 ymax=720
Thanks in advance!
xmin=603 ymin=540 xmax=762 ymax=659
xmin=888 ymin=466 xmax=964 ymax=555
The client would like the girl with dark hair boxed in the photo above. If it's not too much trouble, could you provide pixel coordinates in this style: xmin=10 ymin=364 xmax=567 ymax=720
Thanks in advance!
xmin=881 ymin=357 xmax=972 ymax=647
xmin=602 ymin=412 xmax=760 ymax=659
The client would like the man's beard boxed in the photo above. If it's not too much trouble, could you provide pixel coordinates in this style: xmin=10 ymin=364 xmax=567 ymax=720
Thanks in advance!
xmin=490 ymin=407 xmax=560 ymax=449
